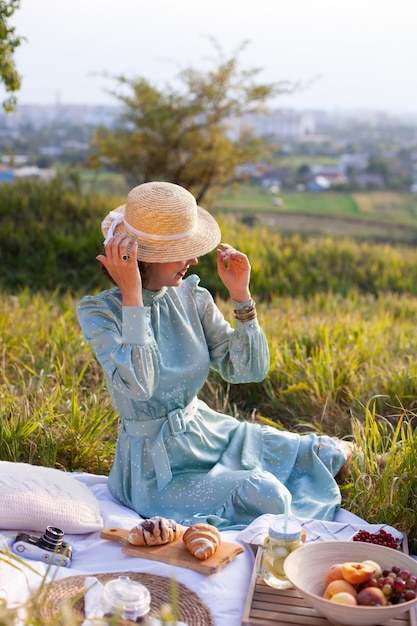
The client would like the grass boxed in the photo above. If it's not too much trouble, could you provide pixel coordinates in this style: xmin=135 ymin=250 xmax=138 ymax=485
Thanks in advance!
xmin=256 ymin=291 xmax=417 ymax=430
xmin=0 ymin=290 xmax=118 ymax=474
xmin=352 ymin=192 xmax=417 ymax=225
xmin=343 ymin=404 xmax=417 ymax=546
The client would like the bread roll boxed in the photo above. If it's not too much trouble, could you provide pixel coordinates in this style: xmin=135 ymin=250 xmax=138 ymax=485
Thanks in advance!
xmin=128 ymin=516 xmax=182 ymax=547
xmin=183 ymin=523 xmax=222 ymax=560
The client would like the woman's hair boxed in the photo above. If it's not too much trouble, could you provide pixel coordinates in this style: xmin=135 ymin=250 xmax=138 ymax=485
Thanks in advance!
xmin=100 ymin=249 xmax=150 ymax=288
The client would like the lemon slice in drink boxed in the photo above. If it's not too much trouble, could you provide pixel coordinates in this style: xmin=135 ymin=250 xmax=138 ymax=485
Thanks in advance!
xmin=272 ymin=558 xmax=286 ymax=577
xmin=263 ymin=555 xmax=286 ymax=578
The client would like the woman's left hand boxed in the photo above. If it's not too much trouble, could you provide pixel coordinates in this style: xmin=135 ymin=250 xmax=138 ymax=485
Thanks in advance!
xmin=217 ymin=243 xmax=252 ymax=303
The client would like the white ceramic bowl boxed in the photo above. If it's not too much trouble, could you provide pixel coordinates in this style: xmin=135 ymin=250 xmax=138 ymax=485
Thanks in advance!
xmin=283 ymin=540 xmax=417 ymax=626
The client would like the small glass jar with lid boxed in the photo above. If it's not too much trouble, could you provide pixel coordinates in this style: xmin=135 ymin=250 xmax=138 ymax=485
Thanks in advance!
xmin=100 ymin=575 xmax=151 ymax=622
xmin=261 ymin=517 xmax=304 ymax=590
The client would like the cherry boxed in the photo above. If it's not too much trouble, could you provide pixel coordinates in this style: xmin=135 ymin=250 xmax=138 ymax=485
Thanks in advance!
xmin=352 ymin=529 xmax=400 ymax=550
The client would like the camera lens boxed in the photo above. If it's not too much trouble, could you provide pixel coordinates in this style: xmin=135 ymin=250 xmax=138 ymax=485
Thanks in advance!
xmin=38 ymin=526 xmax=64 ymax=551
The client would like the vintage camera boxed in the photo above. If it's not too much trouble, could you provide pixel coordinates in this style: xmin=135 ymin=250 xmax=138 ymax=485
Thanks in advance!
xmin=12 ymin=526 xmax=72 ymax=567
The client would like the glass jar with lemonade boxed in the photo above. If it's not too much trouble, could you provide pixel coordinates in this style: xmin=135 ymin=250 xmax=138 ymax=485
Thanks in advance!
xmin=261 ymin=517 xmax=304 ymax=590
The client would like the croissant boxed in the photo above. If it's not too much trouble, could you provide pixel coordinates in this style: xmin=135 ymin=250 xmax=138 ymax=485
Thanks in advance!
xmin=128 ymin=516 xmax=182 ymax=547
xmin=183 ymin=523 xmax=222 ymax=560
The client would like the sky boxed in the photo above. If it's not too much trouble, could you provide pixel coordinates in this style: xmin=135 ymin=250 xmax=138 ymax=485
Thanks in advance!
xmin=6 ymin=0 xmax=417 ymax=115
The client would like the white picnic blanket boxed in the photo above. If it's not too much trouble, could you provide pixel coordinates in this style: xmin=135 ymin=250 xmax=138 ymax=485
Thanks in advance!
xmin=0 ymin=472 xmax=412 ymax=626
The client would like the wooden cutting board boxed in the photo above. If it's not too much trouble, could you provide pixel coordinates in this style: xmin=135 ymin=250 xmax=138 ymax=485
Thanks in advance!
xmin=100 ymin=526 xmax=244 ymax=575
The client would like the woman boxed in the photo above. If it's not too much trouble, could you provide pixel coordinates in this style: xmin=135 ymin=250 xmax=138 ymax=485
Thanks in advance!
xmin=77 ymin=181 xmax=350 ymax=529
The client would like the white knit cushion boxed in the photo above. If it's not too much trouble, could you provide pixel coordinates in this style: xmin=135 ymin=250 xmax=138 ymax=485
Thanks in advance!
xmin=0 ymin=462 xmax=103 ymax=533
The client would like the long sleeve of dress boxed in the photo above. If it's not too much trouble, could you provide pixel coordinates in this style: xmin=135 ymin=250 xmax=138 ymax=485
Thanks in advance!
xmin=192 ymin=279 xmax=270 ymax=383
xmin=77 ymin=290 xmax=160 ymax=401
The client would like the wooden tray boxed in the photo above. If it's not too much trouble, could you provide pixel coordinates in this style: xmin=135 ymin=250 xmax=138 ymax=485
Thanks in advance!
xmin=242 ymin=538 xmax=416 ymax=626
xmin=100 ymin=526 xmax=244 ymax=575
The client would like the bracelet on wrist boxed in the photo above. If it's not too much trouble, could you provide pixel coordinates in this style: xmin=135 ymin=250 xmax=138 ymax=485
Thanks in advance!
xmin=235 ymin=311 xmax=257 ymax=322
xmin=233 ymin=300 xmax=257 ymax=322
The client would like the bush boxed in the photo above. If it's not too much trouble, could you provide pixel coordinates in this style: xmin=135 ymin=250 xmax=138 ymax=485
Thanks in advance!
xmin=0 ymin=176 xmax=113 ymax=293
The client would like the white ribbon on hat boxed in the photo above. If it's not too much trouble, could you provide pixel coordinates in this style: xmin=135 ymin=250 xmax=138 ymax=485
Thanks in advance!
xmin=103 ymin=211 xmax=124 ymax=245
xmin=103 ymin=212 xmax=124 ymax=245
xmin=103 ymin=210 xmax=196 ymax=245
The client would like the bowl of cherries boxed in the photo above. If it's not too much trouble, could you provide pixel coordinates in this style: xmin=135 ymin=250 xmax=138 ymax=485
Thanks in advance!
xmin=351 ymin=528 xmax=401 ymax=550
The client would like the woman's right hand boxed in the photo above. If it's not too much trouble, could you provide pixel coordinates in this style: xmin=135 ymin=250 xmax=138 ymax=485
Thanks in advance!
xmin=96 ymin=235 xmax=144 ymax=306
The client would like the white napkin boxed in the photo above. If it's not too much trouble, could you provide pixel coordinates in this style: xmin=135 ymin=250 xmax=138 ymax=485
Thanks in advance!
xmin=81 ymin=576 xmax=105 ymax=626
xmin=236 ymin=513 xmax=403 ymax=548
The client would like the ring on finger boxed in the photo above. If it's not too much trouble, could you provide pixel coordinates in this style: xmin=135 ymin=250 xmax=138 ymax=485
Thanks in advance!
xmin=122 ymin=254 xmax=130 ymax=261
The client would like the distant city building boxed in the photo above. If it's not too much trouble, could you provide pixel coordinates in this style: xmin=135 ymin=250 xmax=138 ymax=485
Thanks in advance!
xmin=228 ymin=109 xmax=316 ymax=141
xmin=39 ymin=146 xmax=62 ymax=157
xmin=306 ymin=176 xmax=331 ymax=192
xmin=0 ymin=104 xmax=120 ymax=130
xmin=310 ymin=171 xmax=348 ymax=188
xmin=0 ymin=104 xmax=415 ymax=193
xmin=12 ymin=166 xmax=57 ymax=182
xmin=338 ymin=153 xmax=369 ymax=175
xmin=0 ymin=166 xmax=14 ymax=182
xmin=0 ymin=154 xmax=28 ymax=165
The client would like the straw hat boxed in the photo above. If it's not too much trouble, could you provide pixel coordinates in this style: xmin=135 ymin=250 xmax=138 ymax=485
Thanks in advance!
xmin=102 ymin=181 xmax=221 ymax=262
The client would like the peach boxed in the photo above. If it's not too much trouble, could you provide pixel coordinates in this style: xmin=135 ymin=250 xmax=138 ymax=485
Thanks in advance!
xmin=324 ymin=563 xmax=344 ymax=586
xmin=324 ymin=579 xmax=357 ymax=600
xmin=330 ymin=591 xmax=358 ymax=606
xmin=357 ymin=587 xmax=388 ymax=606
xmin=341 ymin=561 xmax=376 ymax=585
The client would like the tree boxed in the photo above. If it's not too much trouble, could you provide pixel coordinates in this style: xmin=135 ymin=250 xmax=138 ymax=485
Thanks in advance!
xmin=90 ymin=40 xmax=295 ymax=205
xmin=0 ymin=0 xmax=23 ymax=111
xmin=295 ymin=163 xmax=312 ymax=185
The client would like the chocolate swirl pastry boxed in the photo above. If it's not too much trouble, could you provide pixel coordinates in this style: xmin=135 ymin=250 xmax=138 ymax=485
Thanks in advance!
xmin=127 ymin=516 xmax=182 ymax=547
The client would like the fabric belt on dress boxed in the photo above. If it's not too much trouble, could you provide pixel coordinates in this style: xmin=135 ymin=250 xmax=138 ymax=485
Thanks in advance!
xmin=122 ymin=397 xmax=198 ymax=491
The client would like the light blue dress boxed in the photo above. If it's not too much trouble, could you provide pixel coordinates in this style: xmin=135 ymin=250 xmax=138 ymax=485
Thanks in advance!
xmin=77 ymin=275 xmax=347 ymax=529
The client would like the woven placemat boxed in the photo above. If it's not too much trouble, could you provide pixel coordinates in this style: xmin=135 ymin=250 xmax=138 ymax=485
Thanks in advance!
xmin=33 ymin=571 xmax=214 ymax=625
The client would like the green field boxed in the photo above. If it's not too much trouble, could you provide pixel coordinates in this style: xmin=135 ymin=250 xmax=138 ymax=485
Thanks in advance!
xmin=214 ymin=185 xmax=417 ymax=243
xmin=271 ymin=155 xmax=340 ymax=168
